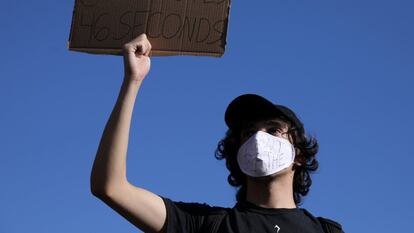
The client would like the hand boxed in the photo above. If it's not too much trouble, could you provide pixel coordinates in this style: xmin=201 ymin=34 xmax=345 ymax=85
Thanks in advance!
xmin=122 ymin=34 xmax=152 ymax=82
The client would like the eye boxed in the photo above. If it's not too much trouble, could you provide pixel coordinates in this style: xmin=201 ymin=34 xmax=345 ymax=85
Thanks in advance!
xmin=267 ymin=127 xmax=280 ymax=136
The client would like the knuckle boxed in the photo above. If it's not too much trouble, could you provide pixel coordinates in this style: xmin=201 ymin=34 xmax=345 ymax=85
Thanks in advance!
xmin=122 ymin=44 xmax=131 ymax=52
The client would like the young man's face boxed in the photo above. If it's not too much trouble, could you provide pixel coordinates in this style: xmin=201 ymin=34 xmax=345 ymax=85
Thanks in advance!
xmin=238 ymin=118 xmax=296 ymax=179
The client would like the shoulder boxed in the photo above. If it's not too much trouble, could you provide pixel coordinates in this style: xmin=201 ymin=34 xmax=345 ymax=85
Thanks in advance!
xmin=300 ymin=209 xmax=344 ymax=233
xmin=317 ymin=217 xmax=345 ymax=233
xmin=162 ymin=196 xmax=229 ymax=216
xmin=161 ymin=197 xmax=229 ymax=233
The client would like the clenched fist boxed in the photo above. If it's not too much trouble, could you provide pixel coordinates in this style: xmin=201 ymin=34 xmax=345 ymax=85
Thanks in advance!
xmin=122 ymin=34 xmax=152 ymax=82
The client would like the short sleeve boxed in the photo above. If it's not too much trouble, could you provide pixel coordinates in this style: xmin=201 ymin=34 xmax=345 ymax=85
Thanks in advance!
xmin=161 ymin=197 xmax=227 ymax=233
xmin=317 ymin=217 xmax=345 ymax=233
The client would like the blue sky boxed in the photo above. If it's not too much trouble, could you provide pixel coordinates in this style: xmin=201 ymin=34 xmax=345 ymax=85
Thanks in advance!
xmin=1 ymin=0 xmax=413 ymax=232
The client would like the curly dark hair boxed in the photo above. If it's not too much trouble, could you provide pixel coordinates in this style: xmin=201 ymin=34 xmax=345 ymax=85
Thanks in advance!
xmin=215 ymin=116 xmax=319 ymax=205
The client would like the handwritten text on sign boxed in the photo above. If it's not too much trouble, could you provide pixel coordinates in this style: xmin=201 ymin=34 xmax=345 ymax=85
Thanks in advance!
xmin=70 ymin=0 xmax=230 ymax=56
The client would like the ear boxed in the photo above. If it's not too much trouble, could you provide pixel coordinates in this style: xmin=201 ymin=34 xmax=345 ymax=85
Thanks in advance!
xmin=293 ymin=147 xmax=303 ymax=167
xmin=291 ymin=161 xmax=302 ymax=171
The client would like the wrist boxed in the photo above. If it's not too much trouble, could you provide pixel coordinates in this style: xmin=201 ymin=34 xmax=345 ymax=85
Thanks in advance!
xmin=123 ymin=75 xmax=144 ymax=85
xmin=121 ymin=77 xmax=143 ymax=93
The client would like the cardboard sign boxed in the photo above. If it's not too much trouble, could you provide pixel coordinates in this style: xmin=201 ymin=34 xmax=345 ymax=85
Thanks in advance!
xmin=68 ymin=0 xmax=230 ymax=57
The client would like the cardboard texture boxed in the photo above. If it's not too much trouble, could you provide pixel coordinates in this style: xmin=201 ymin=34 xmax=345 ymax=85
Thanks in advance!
xmin=68 ymin=0 xmax=230 ymax=57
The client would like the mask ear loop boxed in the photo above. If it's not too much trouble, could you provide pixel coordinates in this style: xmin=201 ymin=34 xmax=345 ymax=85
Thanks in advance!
xmin=287 ymin=126 xmax=302 ymax=167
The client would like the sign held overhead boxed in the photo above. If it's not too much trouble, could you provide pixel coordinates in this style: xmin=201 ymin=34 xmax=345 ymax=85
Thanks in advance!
xmin=68 ymin=0 xmax=231 ymax=57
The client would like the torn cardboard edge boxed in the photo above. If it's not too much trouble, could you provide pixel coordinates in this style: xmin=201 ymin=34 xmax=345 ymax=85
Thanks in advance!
xmin=68 ymin=0 xmax=231 ymax=57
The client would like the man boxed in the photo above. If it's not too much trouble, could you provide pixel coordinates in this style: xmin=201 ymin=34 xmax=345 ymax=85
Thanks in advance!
xmin=90 ymin=34 xmax=344 ymax=233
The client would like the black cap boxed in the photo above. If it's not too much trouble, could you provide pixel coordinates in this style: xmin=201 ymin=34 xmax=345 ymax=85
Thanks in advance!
xmin=224 ymin=94 xmax=304 ymax=132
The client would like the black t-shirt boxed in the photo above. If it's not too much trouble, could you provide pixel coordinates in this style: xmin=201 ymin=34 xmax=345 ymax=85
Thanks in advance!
xmin=162 ymin=197 xmax=332 ymax=233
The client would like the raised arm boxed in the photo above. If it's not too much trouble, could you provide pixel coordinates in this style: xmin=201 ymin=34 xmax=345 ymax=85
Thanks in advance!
xmin=90 ymin=34 xmax=167 ymax=233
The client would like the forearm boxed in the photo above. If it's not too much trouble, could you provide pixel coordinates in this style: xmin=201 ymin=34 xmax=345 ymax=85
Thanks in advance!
xmin=90 ymin=78 xmax=142 ymax=195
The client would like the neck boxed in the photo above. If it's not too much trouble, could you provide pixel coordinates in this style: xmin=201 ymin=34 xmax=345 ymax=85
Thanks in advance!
xmin=245 ymin=171 xmax=297 ymax=209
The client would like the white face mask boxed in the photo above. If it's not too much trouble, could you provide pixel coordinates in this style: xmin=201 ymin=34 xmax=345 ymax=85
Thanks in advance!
xmin=237 ymin=131 xmax=296 ymax=177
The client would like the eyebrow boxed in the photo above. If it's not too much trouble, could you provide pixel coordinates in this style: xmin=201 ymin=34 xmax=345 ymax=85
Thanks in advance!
xmin=241 ymin=119 xmax=288 ymax=132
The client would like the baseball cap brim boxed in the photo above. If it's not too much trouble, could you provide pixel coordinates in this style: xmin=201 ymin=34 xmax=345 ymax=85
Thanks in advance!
xmin=225 ymin=94 xmax=303 ymax=131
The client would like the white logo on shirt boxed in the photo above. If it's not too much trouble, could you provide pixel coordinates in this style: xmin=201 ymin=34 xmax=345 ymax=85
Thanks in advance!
xmin=274 ymin=224 xmax=281 ymax=233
